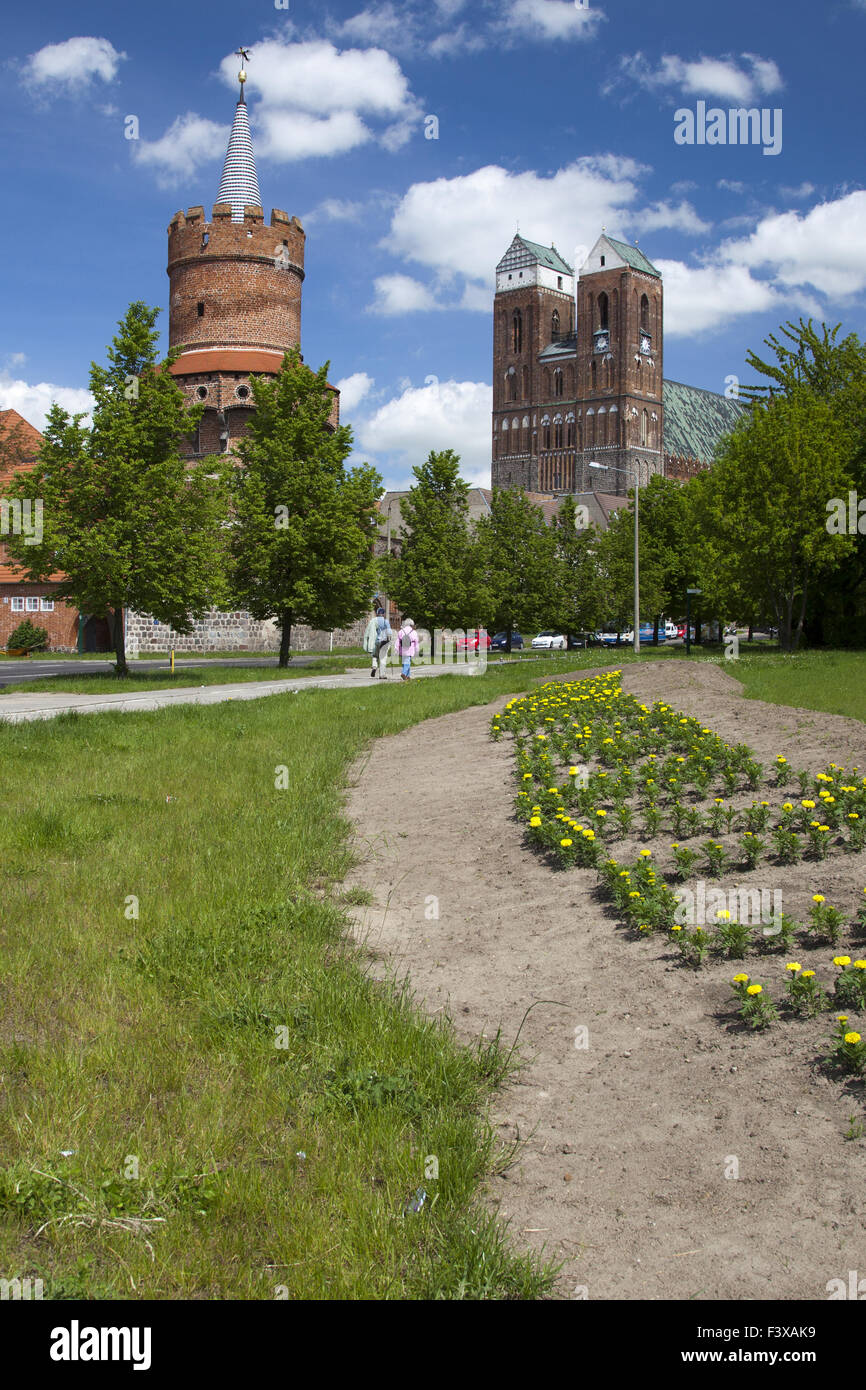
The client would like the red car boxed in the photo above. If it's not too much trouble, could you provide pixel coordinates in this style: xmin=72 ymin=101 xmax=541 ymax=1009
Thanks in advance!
xmin=455 ymin=630 xmax=492 ymax=652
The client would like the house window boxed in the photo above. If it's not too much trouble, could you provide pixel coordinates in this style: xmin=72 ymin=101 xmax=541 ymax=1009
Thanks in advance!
xmin=26 ymin=596 xmax=39 ymax=611
xmin=40 ymin=599 xmax=54 ymax=612
xmin=11 ymin=596 xmax=24 ymax=612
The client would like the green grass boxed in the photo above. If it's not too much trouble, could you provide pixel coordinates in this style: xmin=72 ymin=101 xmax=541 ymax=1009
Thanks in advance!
xmin=2 ymin=662 xmax=618 ymax=1300
xmin=714 ymin=649 xmax=866 ymax=724
xmin=0 ymin=656 xmax=367 ymax=695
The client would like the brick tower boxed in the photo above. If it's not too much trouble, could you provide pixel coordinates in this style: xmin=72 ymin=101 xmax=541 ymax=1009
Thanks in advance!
xmin=491 ymin=232 xmax=665 ymax=496
xmin=166 ymin=51 xmax=308 ymax=458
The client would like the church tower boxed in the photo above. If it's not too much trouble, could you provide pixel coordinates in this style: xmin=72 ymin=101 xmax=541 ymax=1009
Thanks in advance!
xmin=166 ymin=49 xmax=311 ymax=459
xmin=573 ymin=233 xmax=664 ymax=493
xmin=492 ymin=235 xmax=575 ymax=491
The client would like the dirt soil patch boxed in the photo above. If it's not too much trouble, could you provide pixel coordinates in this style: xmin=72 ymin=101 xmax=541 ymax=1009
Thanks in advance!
xmin=345 ymin=661 xmax=866 ymax=1299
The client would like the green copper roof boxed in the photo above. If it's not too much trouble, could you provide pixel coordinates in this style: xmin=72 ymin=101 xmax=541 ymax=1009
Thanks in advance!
xmin=517 ymin=237 xmax=574 ymax=275
xmin=604 ymin=236 xmax=661 ymax=279
xmin=663 ymin=380 xmax=745 ymax=464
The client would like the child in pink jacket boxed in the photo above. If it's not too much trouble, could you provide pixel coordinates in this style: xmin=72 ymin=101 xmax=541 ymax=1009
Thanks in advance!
xmin=396 ymin=619 xmax=419 ymax=680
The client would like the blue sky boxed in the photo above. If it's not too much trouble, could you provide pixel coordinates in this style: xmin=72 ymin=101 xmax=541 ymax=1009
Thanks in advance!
xmin=2 ymin=0 xmax=865 ymax=488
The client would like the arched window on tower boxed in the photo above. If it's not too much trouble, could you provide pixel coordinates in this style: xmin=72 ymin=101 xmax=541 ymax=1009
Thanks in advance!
xmin=641 ymin=409 xmax=648 ymax=447
xmin=551 ymin=309 xmax=560 ymax=339
xmin=508 ymin=370 xmax=518 ymax=402
xmin=598 ymin=292 xmax=609 ymax=330
xmin=554 ymin=414 xmax=563 ymax=448
xmin=640 ymin=294 xmax=650 ymax=333
xmin=609 ymin=405 xmax=618 ymax=446
xmin=541 ymin=414 xmax=551 ymax=450
xmin=598 ymin=407 xmax=607 ymax=446
xmin=512 ymin=309 xmax=523 ymax=353
xmin=566 ymin=411 xmax=575 ymax=448
xmin=586 ymin=409 xmax=595 ymax=446
xmin=554 ymin=369 xmax=563 ymax=398
xmin=522 ymin=415 xmax=530 ymax=451
xmin=605 ymin=356 xmax=613 ymax=389
xmin=591 ymin=360 xmax=597 ymax=391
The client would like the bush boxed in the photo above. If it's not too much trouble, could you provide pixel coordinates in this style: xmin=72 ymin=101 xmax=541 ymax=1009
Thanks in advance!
xmin=6 ymin=619 xmax=49 ymax=652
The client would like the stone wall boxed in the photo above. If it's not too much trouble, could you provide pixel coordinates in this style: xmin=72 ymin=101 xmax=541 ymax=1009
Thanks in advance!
xmin=125 ymin=608 xmax=366 ymax=655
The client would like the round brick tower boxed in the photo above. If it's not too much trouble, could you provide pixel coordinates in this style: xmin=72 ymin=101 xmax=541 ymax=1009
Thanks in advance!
xmin=166 ymin=56 xmax=309 ymax=458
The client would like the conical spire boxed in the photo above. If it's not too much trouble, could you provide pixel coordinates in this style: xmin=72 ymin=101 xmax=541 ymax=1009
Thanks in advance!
xmin=217 ymin=48 xmax=261 ymax=222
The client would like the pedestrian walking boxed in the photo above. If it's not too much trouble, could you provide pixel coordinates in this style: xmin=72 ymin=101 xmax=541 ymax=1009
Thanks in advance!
xmin=363 ymin=606 xmax=392 ymax=679
xmin=396 ymin=618 xmax=419 ymax=681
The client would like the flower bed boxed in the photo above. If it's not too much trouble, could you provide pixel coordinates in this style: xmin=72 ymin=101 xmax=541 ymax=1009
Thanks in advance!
xmin=492 ymin=670 xmax=866 ymax=1094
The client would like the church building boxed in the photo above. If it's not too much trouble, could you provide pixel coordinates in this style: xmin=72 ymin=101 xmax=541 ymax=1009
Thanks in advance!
xmin=491 ymin=232 xmax=743 ymax=500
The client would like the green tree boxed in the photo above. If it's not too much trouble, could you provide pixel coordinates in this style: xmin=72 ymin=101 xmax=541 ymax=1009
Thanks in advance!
xmin=379 ymin=450 xmax=483 ymax=630
xmin=594 ymin=492 xmax=666 ymax=638
xmin=637 ymin=475 xmax=699 ymax=641
xmin=549 ymin=495 xmax=602 ymax=637
xmin=5 ymin=303 xmax=230 ymax=674
xmin=691 ymin=388 xmax=854 ymax=651
xmin=475 ymin=488 xmax=557 ymax=647
xmin=230 ymin=349 xmax=382 ymax=666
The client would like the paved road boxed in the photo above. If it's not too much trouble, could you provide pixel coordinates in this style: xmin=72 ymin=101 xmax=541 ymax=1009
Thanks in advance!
xmin=0 ymin=655 xmax=322 ymax=687
xmin=0 ymin=661 xmax=487 ymax=723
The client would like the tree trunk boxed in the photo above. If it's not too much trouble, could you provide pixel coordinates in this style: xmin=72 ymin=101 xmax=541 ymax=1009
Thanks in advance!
xmin=112 ymin=608 xmax=128 ymax=676
xmin=278 ymin=613 xmax=292 ymax=668
xmin=652 ymin=616 xmax=659 ymax=646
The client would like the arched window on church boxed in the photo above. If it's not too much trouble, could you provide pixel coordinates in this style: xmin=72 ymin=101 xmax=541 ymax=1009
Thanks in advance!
xmin=554 ymin=369 xmax=563 ymax=398
xmin=502 ymin=418 xmax=509 ymax=453
xmin=597 ymin=407 xmax=607 ymax=446
xmin=566 ymin=412 xmax=575 ymax=448
xmin=541 ymin=414 xmax=551 ymax=450
xmin=609 ymin=405 xmax=618 ymax=446
xmin=554 ymin=414 xmax=563 ymax=449
xmin=598 ymin=292 xmax=609 ymax=330
xmin=591 ymin=360 xmax=597 ymax=391
xmin=605 ymin=356 xmax=613 ymax=389
xmin=586 ymin=409 xmax=595 ymax=446
xmin=640 ymin=294 xmax=650 ymax=333
xmin=507 ymin=369 xmax=518 ymax=402
xmin=522 ymin=415 xmax=530 ymax=451
xmin=641 ymin=409 xmax=648 ymax=446
xmin=551 ymin=309 xmax=560 ymax=339
xmin=512 ymin=309 xmax=523 ymax=354
xmin=577 ymin=413 xmax=584 ymax=450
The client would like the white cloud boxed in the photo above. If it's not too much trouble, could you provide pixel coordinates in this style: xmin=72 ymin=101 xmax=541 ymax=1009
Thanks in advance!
xmin=302 ymin=197 xmax=367 ymax=224
xmin=383 ymin=156 xmax=645 ymax=295
xmin=630 ymin=200 xmax=710 ymax=235
xmin=369 ymin=275 xmax=443 ymax=315
xmin=336 ymin=372 xmax=375 ymax=413
xmin=26 ymin=36 xmax=126 ymax=93
xmin=355 ymin=378 xmax=492 ymax=488
xmin=719 ymin=190 xmax=866 ymax=298
xmin=610 ymin=51 xmax=783 ymax=103
xmin=0 ymin=373 xmax=93 ymax=432
xmin=779 ymin=181 xmax=816 ymax=200
xmin=503 ymin=0 xmax=601 ymax=41
xmin=132 ymin=113 xmax=228 ymax=188
xmin=256 ymin=108 xmax=371 ymax=161
xmin=654 ymin=259 xmax=787 ymax=336
xmin=717 ymin=179 xmax=746 ymax=194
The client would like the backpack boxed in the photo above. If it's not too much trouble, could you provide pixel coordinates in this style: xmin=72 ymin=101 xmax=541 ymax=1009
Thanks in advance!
xmin=376 ymin=616 xmax=390 ymax=645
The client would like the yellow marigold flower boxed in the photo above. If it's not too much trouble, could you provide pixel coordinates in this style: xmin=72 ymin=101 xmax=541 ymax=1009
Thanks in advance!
xmin=639 ymin=849 xmax=652 ymax=858
xmin=849 ymin=813 xmax=859 ymax=820
xmin=746 ymin=984 xmax=763 ymax=996
xmin=596 ymin=809 xmax=607 ymax=817
xmin=802 ymin=800 xmax=816 ymax=809
xmin=628 ymin=891 xmax=641 ymax=898
xmin=845 ymin=1032 xmax=862 ymax=1045
xmin=732 ymin=973 xmax=750 ymax=984
xmin=812 ymin=894 xmax=825 ymax=903
xmin=560 ymin=838 xmax=573 ymax=848
xmin=786 ymin=962 xmax=801 ymax=972
xmin=638 ymin=924 xmax=651 ymax=932
xmin=671 ymin=924 xmax=683 ymax=932
xmin=547 ymin=786 xmax=559 ymax=793
xmin=568 ymin=766 xmax=579 ymax=775
xmin=777 ymin=756 xmax=787 ymax=764
xmin=782 ymin=802 xmax=793 ymax=812
xmin=671 ymin=842 xmax=680 ymax=849
xmin=801 ymin=970 xmax=815 ymax=979
xmin=854 ymin=962 xmax=866 ymax=971
xmin=619 ymin=870 xmax=630 ymax=877
xmin=833 ymin=956 xmax=851 ymax=967
xmin=837 ymin=1015 xmax=849 ymax=1023
xmin=522 ymin=773 xmax=532 ymax=780
xmin=529 ymin=816 xmax=542 ymax=827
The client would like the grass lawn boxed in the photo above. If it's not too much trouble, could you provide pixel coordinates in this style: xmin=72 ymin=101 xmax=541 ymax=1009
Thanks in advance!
xmin=2 ymin=663 xmax=608 ymax=1300
xmin=0 ymin=656 xmax=367 ymax=695
xmin=717 ymin=649 xmax=866 ymax=724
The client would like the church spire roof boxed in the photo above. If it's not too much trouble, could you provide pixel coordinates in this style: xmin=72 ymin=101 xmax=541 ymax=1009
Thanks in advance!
xmin=216 ymin=47 xmax=261 ymax=222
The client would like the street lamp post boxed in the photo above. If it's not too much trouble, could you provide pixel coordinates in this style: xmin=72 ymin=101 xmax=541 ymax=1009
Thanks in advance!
xmin=589 ymin=458 xmax=642 ymax=655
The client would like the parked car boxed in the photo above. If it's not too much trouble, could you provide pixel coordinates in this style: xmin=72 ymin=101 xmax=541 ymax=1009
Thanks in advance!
xmin=664 ymin=620 xmax=679 ymax=640
xmin=567 ymin=632 xmax=595 ymax=649
xmin=455 ymin=629 xmax=492 ymax=652
xmin=622 ymin=624 xmax=667 ymax=644
xmin=531 ymin=630 xmax=568 ymax=650
xmin=595 ymin=630 xmax=625 ymax=646
xmin=490 ymin=630 xmax=523 ymax=650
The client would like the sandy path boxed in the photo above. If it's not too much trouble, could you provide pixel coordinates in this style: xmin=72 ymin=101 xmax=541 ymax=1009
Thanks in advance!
xmin=344 ymin=661 xmax=866 ymax=1300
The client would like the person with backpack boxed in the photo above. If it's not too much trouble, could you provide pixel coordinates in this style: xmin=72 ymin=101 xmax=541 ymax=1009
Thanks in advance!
xmin=396 ymin=618 xmax=419 ymax=681
xmin=363 ymin=606 xmax=392 ymax=679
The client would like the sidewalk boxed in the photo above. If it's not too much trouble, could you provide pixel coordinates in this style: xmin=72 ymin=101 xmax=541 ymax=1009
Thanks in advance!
xmin=0 ymin=661 xmax=487 ymax=723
